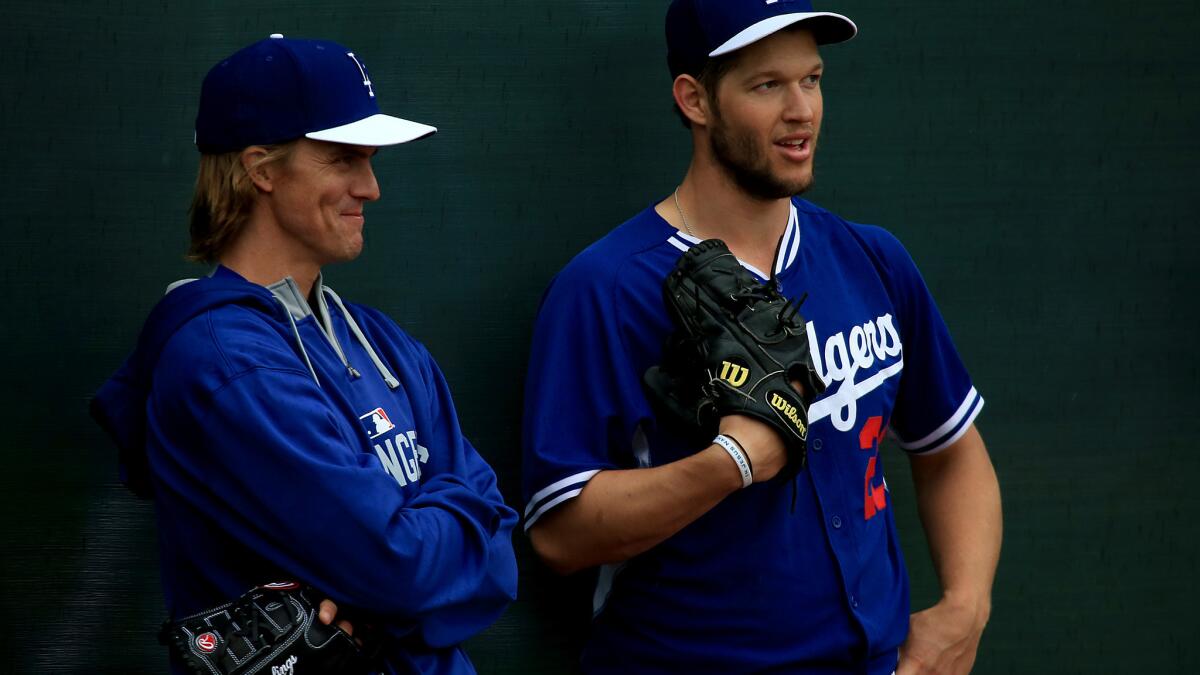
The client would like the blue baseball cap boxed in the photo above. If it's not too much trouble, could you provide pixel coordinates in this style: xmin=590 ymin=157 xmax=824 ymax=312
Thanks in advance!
xmin=666 ymin=0 xmax=857 ymax=78
xmin=194 ymin=34 xmax=437 ymax=154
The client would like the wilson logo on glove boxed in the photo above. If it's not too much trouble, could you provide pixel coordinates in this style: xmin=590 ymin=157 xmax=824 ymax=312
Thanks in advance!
xmin=719 ymin=360 xmax=750 ymax=387
xmin=769 ymin=392 xmax=809 ymax=439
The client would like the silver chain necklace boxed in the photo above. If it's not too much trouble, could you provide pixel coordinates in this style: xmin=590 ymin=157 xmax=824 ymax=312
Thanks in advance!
xmin=673 ymin=187 xmax=695 ymax=237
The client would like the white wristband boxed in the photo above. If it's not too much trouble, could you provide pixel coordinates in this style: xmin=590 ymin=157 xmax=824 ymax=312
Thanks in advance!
xmin=713 ymin=434 xmax=753 ymax=488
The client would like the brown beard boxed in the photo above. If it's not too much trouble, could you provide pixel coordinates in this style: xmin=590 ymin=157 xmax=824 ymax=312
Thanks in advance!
xmin=709 ymin=107 xmax=814 ymax=201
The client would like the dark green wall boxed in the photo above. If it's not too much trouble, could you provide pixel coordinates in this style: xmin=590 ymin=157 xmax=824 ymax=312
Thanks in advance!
xmin=2 ymin=1 xmax=1196 ymax=672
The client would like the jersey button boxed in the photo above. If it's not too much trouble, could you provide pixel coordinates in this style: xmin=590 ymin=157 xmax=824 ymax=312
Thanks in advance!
xmin=812 ymin=438 xmax=823 ymax=451
xmin=831 ymin=515 xmax=842 ymax=529
xmin=850 ymin=595 xmax=859 ymax=608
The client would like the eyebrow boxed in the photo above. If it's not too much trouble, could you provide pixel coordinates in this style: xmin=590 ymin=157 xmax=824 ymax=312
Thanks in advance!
xmin=333 ymin=145 xmax=378 ymax=159
xmin=741 ymin=59 xmax=824 ymax=81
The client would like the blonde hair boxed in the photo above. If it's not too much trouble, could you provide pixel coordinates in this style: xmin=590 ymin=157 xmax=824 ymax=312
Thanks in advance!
xmin=186 ymin=142 xmax=296 ymax=263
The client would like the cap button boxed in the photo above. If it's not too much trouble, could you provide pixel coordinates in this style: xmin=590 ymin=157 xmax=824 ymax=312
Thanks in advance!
xmin=269 ymin=33 xmax=284 ymax=39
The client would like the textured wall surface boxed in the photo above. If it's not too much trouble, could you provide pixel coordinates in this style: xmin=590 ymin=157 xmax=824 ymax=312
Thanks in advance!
xmin=1 ymin=1 xmax=1196 ymax=672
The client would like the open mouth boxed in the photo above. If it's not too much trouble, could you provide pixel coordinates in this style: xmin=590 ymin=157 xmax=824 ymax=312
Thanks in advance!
xmin=775 ymin=137 xmax=812 ymax=160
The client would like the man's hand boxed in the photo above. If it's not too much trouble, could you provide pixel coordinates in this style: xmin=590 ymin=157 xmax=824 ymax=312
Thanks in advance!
xmin=318 ymin=598 xmax=356 ymax=637
xmin=896 ymin=598 xmax=988 ymax=675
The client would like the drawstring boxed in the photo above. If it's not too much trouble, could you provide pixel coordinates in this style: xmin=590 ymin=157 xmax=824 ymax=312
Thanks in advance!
xmin=322 ymin=287 xmax=401 ymax=390
xmin=311 ymin=296 xmax=361 ymax=381
xmin=267 ymin=280 xmax=396 ymax=389
xmin=278 ymin=299 xmax=321 ymax=387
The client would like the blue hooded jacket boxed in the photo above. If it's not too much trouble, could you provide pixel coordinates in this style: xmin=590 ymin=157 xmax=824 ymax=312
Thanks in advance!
xmin=91 ymin=267 xmax=518 ymax=674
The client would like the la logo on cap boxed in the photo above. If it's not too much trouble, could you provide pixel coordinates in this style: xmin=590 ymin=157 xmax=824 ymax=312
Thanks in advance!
xmin=346 ymin=52 xmax=375 ymax=98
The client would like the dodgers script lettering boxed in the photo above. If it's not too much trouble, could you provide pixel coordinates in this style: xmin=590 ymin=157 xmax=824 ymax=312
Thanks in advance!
xmin=806 ymin=313 xmax=903 ymax=431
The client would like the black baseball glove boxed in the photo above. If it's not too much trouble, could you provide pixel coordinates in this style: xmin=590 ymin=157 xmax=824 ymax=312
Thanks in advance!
xmin=159 ymin=582 xmax=379 ymax=675
xmin=644 ymin=239 xmax=825 ymax=476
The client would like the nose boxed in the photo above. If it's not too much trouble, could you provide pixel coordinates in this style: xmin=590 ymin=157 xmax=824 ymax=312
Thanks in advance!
xmin=353 ymin=160 xmax=381 ymax=202
xmin=782 ymin=83 xmax=817 ymax=124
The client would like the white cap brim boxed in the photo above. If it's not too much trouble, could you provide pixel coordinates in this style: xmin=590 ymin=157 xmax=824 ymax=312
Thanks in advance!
xmin=710 ymin=12 xmax=857 ymax=57
xmin=305 ymin=113 xmax=437 ymax=146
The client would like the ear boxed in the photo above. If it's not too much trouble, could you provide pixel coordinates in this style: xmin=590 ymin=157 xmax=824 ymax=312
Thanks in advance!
xmin=240 ymin=146 xmax=275 ymax=193
xmin=673 ymin=74 xmax=711 ymax=127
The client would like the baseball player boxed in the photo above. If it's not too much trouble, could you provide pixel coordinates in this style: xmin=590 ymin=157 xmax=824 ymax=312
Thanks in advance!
xmin=91 ymin=35 xmax=517 ymax=674
xmin=521 ymin=2 xmax=1002 ymax=674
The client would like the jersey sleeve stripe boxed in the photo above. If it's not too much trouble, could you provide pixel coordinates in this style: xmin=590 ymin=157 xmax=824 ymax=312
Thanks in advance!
xmin=907 ymin=396 xmax=984 ymax=455
xmin=524 ymin=487 xmax=586 ymax=531
xmin=524 ymin=469 xmax=601 ymax=519
xmin=894 ymin=389 xmax=984 ymax=454
xmin=893 ymin=387 xmax=979 ymax=450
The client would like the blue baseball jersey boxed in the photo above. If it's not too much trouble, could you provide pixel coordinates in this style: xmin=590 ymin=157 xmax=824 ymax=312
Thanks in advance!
xmin=93 ymin=266 xmax=518 ymax=675
xmin=521 ymin=198 xmax=982 ymax=673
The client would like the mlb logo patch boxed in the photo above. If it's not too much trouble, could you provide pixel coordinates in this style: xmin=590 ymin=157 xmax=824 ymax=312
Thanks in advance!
xmin=359 ymin=408 xmax=395 ymax=439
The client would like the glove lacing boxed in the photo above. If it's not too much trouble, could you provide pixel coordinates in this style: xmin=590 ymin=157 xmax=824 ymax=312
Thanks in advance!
xmin=228 ymin=596 xmax=293 ymax=658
